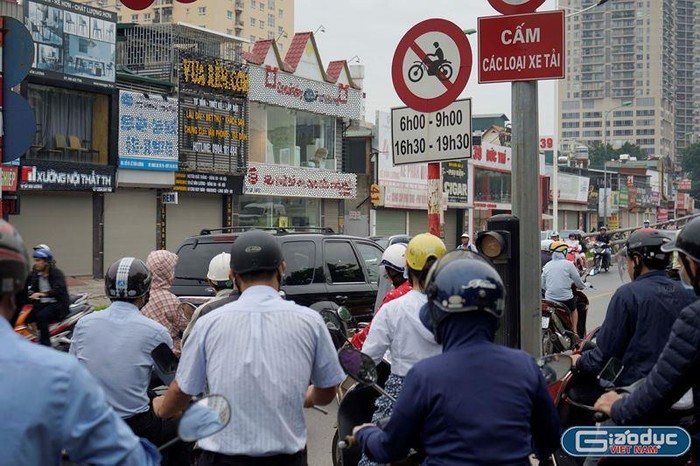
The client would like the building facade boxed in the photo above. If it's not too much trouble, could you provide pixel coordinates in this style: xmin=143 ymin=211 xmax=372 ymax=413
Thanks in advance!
xmin=558 ymin=0 xmax=699 ymax=159
xmin=77 ymin=0 xmax=294 ymax=52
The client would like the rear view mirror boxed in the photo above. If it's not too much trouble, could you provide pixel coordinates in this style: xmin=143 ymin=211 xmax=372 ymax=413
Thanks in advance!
xmin=178 ymin=395 xmax=231 ymax=442
xmin=319 ymin=309 xmax=343 ymax=332
xmin=337 ymin=346 xmax=378 ymax=385
xmin=537 ymin=354 xmax=572 ymax=385
xmin=337 ymin=306 xmax=353 ymax=322
xmin=178 ymin=302 xmax=197 ymax=321
xmin=598 ymin=357 xmax=624 ymax=389
xmin=151 ymin=343 xmax=178 ymax=386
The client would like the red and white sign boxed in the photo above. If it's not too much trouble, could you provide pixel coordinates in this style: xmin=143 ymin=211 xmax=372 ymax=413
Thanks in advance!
xmin=472 ymin=143 xmax=512 ymax=172
xmin=657 ymin=208 xmax=669 ymax=222
xmin=487 ymin=0 xmax=546 ymax=15
xmin=478 ymin=10 xmax=565 ymax=83
xmin=244 ymin=163 xmax=357 ymax=199
xmin=678 ymin=179 xmax=692 ymax=191
xmin=539 ymin=135 xmax=554 ymax=150
xmin=1 ymin=166 xmax=18 ymax=192
xmin=392 ymin=18 xmax=473 ymax=113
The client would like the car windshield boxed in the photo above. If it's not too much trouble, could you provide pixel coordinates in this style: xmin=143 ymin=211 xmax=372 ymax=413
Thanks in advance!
xmin=174 ymin=241 xmax=232 ymax=282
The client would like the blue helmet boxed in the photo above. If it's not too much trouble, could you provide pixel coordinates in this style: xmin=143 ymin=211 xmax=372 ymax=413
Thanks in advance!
xmin=421 ymin=251 xmax=506 ymax=339
xmin=32 ymin=248 xmax=53 ymax=261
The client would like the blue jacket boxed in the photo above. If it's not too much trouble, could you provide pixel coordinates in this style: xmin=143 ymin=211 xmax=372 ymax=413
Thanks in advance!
xmin=577 ymin=271 xmax=695 ymax=386
xmin=611 ymin=298 xmax=700 ymax=450
xmin=356 ymin=312 xmax=560 ymax=465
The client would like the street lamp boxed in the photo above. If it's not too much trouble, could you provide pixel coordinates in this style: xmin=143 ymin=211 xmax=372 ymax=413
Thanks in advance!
xmin=602 ymin=100 xmax=633 ymax=226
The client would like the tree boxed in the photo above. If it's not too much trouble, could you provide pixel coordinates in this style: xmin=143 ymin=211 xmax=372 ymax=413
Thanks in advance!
xmin=681 ymin=142 xmax=700 ymax=202
xmin=587 ymin=142 xmax=647 ymax=168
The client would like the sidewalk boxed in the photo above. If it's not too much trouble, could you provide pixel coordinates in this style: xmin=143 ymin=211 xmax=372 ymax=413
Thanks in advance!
xmin=66 ymin=276 xmax=110 ymax=307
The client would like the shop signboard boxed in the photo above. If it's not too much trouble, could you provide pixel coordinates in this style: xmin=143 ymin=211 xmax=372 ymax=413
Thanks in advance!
xmin=244 ymin=163 xmax=357 ymax=199
xmin=179 ymin=51 xmax=249 ymax=97
xmin=650 ymin=191 xmax=660 ymax=207
xmin=179 ymin=94 xmax=247 ymax=162
xmin=248 ymin=65 xmax=363 ymax=120
xmin=441 ymin=159 xmax=468 ymax=206
xmin=24 ymin=0 xmax=117 ymax=89
xmin=173 ymin=172 xmax=243 ymax=195
xmin=678 ymin=179 xmax=692 ymax=191
xmin=118 ymin=91 xmax=179 ymax=171
xmin=19 ymin=162 xmax=114 ymax=192
xmin=657 ymin=208 xmax=669 ymax=222
xmin=2 ymin=165 xmax=18 ymax=192
xmin=619 ymin=185 xmax=628 ymax=208
xmin=472 ymin=143 xmax=512 ymax=171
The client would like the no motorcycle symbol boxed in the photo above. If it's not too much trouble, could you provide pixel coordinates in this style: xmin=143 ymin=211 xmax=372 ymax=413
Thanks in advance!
xmin=392 ymin=18 xmax=473 ymax=113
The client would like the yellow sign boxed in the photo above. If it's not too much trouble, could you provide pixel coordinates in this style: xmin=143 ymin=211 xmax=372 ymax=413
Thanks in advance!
xmin=181 ymin=58 xmax=249 ymax=94
xmin=608 ymin=214 xmax=620 ymax=231
xmin=278 ymin=216 xmax=289 ymax=228
xmin=370 ymin=184 xmax=382 ymax=206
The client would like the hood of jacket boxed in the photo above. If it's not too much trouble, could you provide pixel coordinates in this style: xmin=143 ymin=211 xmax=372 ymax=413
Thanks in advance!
xmin=437 ymin=311 xmax=498 ymax=351
xmin=146 ymin=250 xmax=178 ymax=290
xmin=551 ymin=251 xmax=566 ymax=261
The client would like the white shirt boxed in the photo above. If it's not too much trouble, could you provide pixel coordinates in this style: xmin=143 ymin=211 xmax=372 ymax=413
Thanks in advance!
xmin=362 ymin=289 xmax=441 ymax=377
xmin=176 ymin=286 xmax=345 ymax=456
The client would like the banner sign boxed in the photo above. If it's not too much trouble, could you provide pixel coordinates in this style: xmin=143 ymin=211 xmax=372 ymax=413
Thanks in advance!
xmin=442 ymin=160 xmax=468 ymax=206
xmin=248 ymin=65 xmax=363 ymax=120
xmin=678 ymin=179 xmax=692 ymax=191
xmin=24 ymin=0 xmax=117 ymax=89
xmin=20 ymin=163 xmax=114 ymax=192
xmin=472 ymin=143 xmax=512 ymax=171
xmin=173 ymin=172 xmax=243 ymax=195
xmin=244 ymin=163 xmax=357 ymax=199
xmin=118 ymin=91 xmax=179 ymax=171
xmin=179 ymin=94 xmax=247 ymax=159
xmin=2 ymin=166 xmax=18 ymax=192
xmin=179 ymin=51 xmax=249 ymax=97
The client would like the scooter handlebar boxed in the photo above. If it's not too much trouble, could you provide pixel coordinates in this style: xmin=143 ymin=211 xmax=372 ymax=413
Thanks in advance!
xmin=338 ymin=435 xmax=357 ymax=449
xmin=594 ymin=412 xmax=608 ymax=423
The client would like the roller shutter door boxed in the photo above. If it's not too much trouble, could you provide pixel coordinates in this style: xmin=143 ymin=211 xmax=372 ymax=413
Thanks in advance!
xmin=104 ymin=189 xmax=156 ymax=272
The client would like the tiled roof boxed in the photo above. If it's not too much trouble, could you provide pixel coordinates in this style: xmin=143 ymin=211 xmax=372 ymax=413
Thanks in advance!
xmin=242 ymin=39 xmax=273 ymax=65
xmin=325 ymin=60 xmax=345 ymax=83
xmin=282 ymin=32 xmax=312 ymax=73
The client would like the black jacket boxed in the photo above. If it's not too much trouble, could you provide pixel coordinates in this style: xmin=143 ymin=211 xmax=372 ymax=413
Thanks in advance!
xmin=611 ymin=299 xmax=700 ymax=447
xmin=577 ymin=271 xmax=695 ymax=386
xmin=23 ymin=267 xmax=70 ymax=312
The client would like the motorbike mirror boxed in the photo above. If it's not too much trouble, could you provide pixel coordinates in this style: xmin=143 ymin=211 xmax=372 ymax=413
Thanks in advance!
xmin=537 ymin=354 xmax=572 ymax=385
xmin=279 ymin=290 xmax=287 ymax=300
xmin=598 ymin=357 xmax=624 ymax=389
xmin=151 ymin=343 xmax=178 ymax=386
xmin=178 ymin=302 xmax=196 ymax=321
xmin=177 ymin=395 xmax=231 ymax=442
xmin=337 ymin=306 xmax=353 ymax=323
xmin=319 ymin=309 xmax=343 ymax=332
xmin=337 ymin=347 xmax=378 ymax=385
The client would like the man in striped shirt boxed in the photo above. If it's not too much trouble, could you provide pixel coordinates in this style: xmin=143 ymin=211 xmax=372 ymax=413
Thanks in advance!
xmin=154 ymin=231 xmax=344 ymax=465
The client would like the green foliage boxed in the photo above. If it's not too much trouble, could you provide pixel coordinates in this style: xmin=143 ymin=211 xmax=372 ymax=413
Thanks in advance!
xmin=588 ymin=142 xmax=647 ymax=168
xmin=681 ymin=142 xmax=700 ymax=201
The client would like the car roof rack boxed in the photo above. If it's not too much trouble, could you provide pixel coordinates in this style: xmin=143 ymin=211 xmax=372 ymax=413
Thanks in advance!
xmin=199 ymin=226 xmax=335 ymax=235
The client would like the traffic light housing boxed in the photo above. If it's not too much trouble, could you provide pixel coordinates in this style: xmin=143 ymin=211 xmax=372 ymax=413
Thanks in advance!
xmin=476 ymin=215 xmax=520 ymax=348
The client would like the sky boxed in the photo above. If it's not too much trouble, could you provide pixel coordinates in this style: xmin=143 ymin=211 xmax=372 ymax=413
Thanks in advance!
xmin=295 ymin=0 xmax=559 ymax=133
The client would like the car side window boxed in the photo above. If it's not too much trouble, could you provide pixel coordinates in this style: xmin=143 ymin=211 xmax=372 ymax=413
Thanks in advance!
xmin=355 ymin=242 xmax=383 ymax=284
xmin=324 ymin=241 xmax=364 ymax=283
xmin=281 ymin=241 xmax=316 ymax=286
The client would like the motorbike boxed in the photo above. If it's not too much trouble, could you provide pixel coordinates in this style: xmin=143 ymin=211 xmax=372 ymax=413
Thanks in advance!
xmin=334 ymin=346 xmax=418 ymax=466
xmin=542 ymin=281 xmax=591 ymax=356
xmin=590 ymin=242 xmax=612 ymax=276
xmin=14 ymin=293 xmax=94 ymax=351
xmin=407 ymin=58 xmax=453 ymax=82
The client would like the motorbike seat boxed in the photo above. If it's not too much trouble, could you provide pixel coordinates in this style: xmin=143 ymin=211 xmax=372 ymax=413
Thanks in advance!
xmin=542 ymin=300 xmax=570 ymax=313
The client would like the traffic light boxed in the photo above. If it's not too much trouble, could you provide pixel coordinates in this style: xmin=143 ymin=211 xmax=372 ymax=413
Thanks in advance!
xmin=476 ymin=214 xmax=520 ymax=348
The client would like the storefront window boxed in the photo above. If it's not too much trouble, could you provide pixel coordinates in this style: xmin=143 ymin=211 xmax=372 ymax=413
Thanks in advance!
xmin=26 ymin=84 xmax=109 ymax=165
xmin=234 ymin=195 xmax=320 ymax=228
xmin=250 ymin=103 xmax=335 ymax=170
xmin=474 ymin=168 xmax=511 ymax=203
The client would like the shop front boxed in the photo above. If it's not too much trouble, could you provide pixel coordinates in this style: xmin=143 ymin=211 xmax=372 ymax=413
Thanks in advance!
xmin=9 ymin=0 xmax=117 ymax=276
xmin=469 ymin=143 xmax=513 ymax=234
xmin=243 ymin=34 xmax=363 ymax=232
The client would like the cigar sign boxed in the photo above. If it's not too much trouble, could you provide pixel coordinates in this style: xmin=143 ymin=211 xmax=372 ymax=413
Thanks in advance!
xmin=478 ymin=10 xmax=565 ymax=83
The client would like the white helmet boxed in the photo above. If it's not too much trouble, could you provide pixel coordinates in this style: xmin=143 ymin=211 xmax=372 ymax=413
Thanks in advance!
xmin=541 ymin=239 xmax=554 ymax=251
xmin=207 ymin=252 xmax=231 ymax=282
xmin=380 ymin=243 xmax=407 ymax=273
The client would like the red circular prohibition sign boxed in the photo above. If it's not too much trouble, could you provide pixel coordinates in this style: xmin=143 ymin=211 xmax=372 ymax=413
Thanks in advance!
xmin=391 ymin=18 xmax=473 ymax=113
xmin=487 ymin=0 xmax=546 ymax=15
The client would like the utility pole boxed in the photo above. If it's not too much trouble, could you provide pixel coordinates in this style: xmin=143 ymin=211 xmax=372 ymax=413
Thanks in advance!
xmin=512 ymin=81 xmax=541 ymax=358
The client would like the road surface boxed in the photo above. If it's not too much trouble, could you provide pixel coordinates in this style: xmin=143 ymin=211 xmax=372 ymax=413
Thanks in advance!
xmin=303 ymin=268 xmax=626 ymax=465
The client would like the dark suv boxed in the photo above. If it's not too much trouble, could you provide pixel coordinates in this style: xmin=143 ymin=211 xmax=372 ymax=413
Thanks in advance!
xmin=171 ymin=227 xmax=384 ymax=320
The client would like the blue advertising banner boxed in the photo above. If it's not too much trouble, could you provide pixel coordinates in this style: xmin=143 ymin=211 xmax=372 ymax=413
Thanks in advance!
xmin=118 ymin=91 xmax=179 ymax=171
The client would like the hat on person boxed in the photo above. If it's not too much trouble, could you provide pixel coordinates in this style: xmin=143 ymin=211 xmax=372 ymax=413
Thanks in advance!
xmin=461 ymin=233 xmax=469 ymax=238
xmin=207 ymin=252 xmax=232 ymax=282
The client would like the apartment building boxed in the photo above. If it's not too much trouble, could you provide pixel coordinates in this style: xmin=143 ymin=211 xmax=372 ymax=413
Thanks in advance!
xmin=78 ymin=0 xmax=294 ymax=52
xmin=558 ymin=0 xmax=699 ymax=160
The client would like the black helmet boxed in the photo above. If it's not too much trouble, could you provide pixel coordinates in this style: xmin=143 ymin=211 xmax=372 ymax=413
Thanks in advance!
xmin=0 ymin=220 xmax=30 ymax=294
xmin=625 ymin=228 xmax=671 ymax=270
xmin=105 ymin=257 xmax=152 ymax=300
xmin=661 ymin=217 xmax=700 ymax=263
xmin=230 ymin=230 xmax=283 ymax=276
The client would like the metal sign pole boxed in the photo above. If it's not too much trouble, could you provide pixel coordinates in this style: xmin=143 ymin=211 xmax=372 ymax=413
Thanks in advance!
xmin=512 ymin=81 xmax=542 ymax=358
xmin=428 ymin=162 xmax=441 ymax=236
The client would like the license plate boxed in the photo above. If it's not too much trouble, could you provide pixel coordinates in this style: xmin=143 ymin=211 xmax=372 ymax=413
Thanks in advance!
xmin=541 ymin=316 xmax=551 ymax=329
